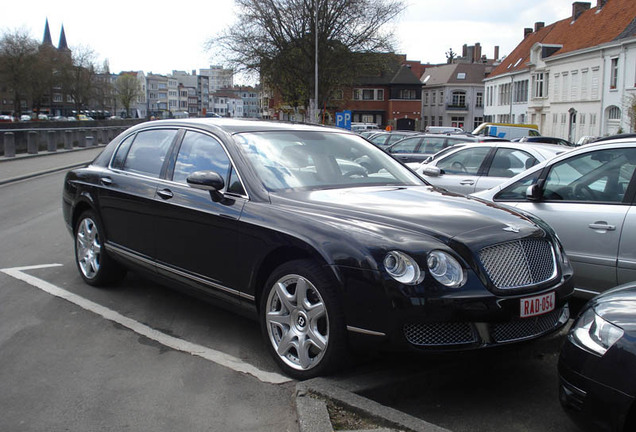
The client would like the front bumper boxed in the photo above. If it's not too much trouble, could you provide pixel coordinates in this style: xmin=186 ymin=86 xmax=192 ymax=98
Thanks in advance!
xmin=338 ymin=265 xmax=574 ymax=351
xmin=558 ymin=344 xmax=634 ymax=432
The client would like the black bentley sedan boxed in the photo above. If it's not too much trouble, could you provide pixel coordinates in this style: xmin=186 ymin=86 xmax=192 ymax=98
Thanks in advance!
xmin=63 ymin=118 xmax=574 ymax=379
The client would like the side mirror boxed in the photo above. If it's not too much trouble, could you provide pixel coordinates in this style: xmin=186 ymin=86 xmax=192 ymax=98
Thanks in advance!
xmin=526 ymin=184 xmax=543 ymax=201
xmin=187 ymin=170 xmax=225 ymax=202
xmin=422 ymin=166 xmax=442 ymax=177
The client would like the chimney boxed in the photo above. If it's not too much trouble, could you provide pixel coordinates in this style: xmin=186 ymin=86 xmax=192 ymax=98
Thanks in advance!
xmin=494 ymin=46 xmax=499 ymax=60
xmin=596 ymin=0 xmax=607 ymax=8
xmin=462 ymin=44 xmax=468 ymax=58
xmin=474 ymin=43 xmax=482 ymax=62
xmin=534 ymin=22 xmax=545 ymax=32
xmin=524 ymin=27 xmax=533 ymax=38
xmin=467 ymin=46 xmax=475 ymax=63
xmin=572 ymin=2 xmax=591 ymax=21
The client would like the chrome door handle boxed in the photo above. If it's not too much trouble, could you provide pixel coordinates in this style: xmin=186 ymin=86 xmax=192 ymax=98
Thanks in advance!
xmin=588 ymin=223 xmax=616 ymax=231
xmin=157 ymin=189 xmax=174 ymax=200
xmin=99 ymin=177 xmax=112 ymax=186
xmin=459 ymin=180 xmax=475 ymax=185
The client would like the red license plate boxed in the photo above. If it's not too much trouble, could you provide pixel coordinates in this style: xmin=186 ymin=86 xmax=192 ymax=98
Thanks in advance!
xmin=520 ymin=292 xmax=555 ymax=318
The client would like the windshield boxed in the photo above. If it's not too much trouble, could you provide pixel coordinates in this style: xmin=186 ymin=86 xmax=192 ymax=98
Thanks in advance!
xmin=234 ymin=131 xmax=423 ymax=191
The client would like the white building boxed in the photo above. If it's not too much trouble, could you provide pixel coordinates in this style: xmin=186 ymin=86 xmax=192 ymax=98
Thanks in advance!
xmin=484 ymin=0 xmax=636 ymax=142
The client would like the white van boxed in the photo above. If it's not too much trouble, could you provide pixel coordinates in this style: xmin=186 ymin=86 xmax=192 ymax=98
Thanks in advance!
xmin=351 ymin=122 xmax=380 ymax=133
xmin=472 ymin=123 xmax=540 ymax=140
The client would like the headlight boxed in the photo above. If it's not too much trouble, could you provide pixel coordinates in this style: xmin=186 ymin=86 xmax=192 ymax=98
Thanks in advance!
xmin=383 ymin=251 xmax=423 ymax=285
xmin=427 ymin=250 xmax=466 ymax=288
xmin=569 ymin=308 xmax=623 ymax=356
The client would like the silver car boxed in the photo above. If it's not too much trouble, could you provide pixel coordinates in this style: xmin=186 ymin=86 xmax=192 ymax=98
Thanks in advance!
xmin=473 ymin=137 xmax=636 ymax=297
xmin=413 ymin=141 xmax=565 ymax=194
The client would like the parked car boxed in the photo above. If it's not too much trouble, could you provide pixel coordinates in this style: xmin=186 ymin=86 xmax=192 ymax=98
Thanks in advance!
xmin=472 ymin=122 xmax=541 ymax=140
xmin=517 ymin=136 xmax=573 ymax=147
xmin=387 ymin=134 xmax=508 ymax=165
xmin=0 ymin=115 xmax=15 ymax=122
xmin=63 ymin=118 xmax=574 ymax=378
xmin=424 ymin=126 xmax=464 ymax=134
xmin=366 ymin=130 xmax=421 ymax=148
xmin=559 ymin=281 xmax=636 ymax=432
xmin=19 ymin=114 xmax=31 ymax=121
xmin=351 ymin=122 xmax=380 ymax=133
xmin=472 ymin=136 xmax=636 ymax=297
xmin=414 ymin=141 xmax=565 ymax=194
xmin=576 ymin=136 xmax=599 ymax=146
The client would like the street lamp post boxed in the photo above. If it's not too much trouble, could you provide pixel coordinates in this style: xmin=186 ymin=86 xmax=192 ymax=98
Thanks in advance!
xmin=314 ymin=1 xmax=319 ymax=124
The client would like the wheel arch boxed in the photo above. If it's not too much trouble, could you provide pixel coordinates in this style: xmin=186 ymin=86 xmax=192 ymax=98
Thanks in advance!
xmin=252 ymin=245 xmax=341 ymax=313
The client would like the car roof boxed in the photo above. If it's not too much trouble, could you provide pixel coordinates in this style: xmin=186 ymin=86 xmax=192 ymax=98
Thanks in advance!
xmin=125 ymin=118 xmax=349 ymax=135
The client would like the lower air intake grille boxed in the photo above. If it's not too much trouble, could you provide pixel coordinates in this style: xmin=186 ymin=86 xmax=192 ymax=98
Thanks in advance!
xmin=479 ymin=238 xmax=556 ymax=289
xmin=404 ymin=322 xmax=477 ymax=346
xmin=492 ymin=307 xmax=568 ymax=343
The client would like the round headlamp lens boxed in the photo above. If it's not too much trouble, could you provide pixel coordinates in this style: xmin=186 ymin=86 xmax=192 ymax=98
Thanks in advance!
xmin=427 ymin=250 xmax=466 ymax=288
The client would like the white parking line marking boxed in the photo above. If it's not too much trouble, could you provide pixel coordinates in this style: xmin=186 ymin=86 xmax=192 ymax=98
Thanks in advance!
xmin=1 ymin=264 xmax=291 ymax=385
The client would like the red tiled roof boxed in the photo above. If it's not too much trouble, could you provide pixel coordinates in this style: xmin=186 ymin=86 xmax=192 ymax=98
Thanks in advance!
xmin=490 ymin=0 xmax=636 ymax=77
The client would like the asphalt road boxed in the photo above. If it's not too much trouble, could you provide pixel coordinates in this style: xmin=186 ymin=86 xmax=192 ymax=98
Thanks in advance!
xmin=0 ymin=151 xmax=585 ymax=432
xmin=0 ymin=168 xmax=298 ymax=432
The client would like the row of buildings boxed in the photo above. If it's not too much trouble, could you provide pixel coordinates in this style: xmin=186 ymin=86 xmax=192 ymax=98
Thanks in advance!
xmin=4 ymin=0 xmax=635 ymax=144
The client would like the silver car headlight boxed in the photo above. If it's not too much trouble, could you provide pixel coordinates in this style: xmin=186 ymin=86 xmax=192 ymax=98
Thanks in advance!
xmin=569 ymin=308 xmax=623 ymax=356
xmin=383 ymin=251 xmax=424 ymax=285
xmin=427 ymin=250 xmax=466 ymax=288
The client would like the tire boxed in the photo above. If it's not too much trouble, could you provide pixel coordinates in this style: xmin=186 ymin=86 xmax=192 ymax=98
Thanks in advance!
xmin=260 ymin=260 xmax=347 ymax=380
xmin=74 ymin=210 xmax=125 ymax=286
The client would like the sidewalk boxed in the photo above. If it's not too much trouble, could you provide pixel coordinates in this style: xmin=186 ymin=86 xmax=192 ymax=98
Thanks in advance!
xmin=0 ymin=146 xmax=106 ymax=185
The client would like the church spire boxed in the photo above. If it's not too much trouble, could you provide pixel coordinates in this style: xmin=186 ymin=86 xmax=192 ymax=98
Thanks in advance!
xmin=58 ymin=25 xmax=70 ymax=52
xmin=42 ymin=18 xmax=53 ymax=46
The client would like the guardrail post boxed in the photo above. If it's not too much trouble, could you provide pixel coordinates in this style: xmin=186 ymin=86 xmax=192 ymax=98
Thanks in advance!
xmin=79 ymin=130 xmax=87 ymax=147
xmin=3 ymin=132 xmax=15 ymax=158
xmin=64 ymin=130 xmax=73 ymax=150
xmin=86 ymin=136 xmax=94 ymax=147
xmin=47 ymin=130 xmax=57 ymax=152
xmin=27 ymin=131 xmax=39 ymax=154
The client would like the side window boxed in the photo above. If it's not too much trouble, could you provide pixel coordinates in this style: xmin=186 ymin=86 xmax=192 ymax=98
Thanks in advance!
xmin=542 ymin=149 xmax=636 ymax=202
xmin=389 ymin=138 xmax=420 ymax=154
xmin=227 ymin=166 xmax=246 ymax=195
xmin=421 ymin=137 xmax=446 ymax=154
xmin=438 ymin=147 xmax=490 ymax=175
xmin=122 ymin=129 xmax=178 ymax=178
xmin=173 ymin=131 xmax=232 ymax=185
xmin=487 ymin=148 xmax=537 ymax=178
xmin=494 ymin=170 xmax=542 ymax=201
xmin=111 ymin=135 xmax=134 ymax=170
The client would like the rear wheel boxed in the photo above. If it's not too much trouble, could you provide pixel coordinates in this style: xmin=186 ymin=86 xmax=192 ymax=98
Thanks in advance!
xmin=260 ymin=260 xmax=347 ymax=379
xmin=74 ymin=210 xmax=125 ymax=286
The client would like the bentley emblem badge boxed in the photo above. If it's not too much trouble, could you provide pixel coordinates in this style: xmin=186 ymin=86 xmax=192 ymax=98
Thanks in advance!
xmin=503 ymin=224 xmax=521 ymax=233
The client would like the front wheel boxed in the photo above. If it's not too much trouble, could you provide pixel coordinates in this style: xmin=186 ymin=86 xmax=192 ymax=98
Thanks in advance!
xmin=74 ymin=210 xmax=125 ymax=286
xmin=260 ymin=260 xmax=347 ymax=379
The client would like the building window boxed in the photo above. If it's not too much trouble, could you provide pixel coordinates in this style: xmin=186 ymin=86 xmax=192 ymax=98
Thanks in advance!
xmin=439 ymin=91 xmax=444 ymax=105
xmin=533 ymin=72 xmax=546 ymax=98
xmin=451 ymin=91 xmax=466 ymax=107
xmin=399 ymin=89 xmax=417 ymax=99
xmin=451 ymin=116 xmax=464 ymax=128
xmin=513 ymin=80 xmax=528 ymax=103
xmin=476 ymin=92 xmax=483 ymax=107
xmin=353 ymin=88 xmax=384 ymax=101
xmin=608 ymin=106 xmax=621 ymax=120
xmin=610 ymin=58 xmax=619 ymax=89
xmin=424 ymin=92 xmax=429 ymax=105
xmin=432 ymin=92 xmax=436 ymax=104
xmin=473 ymin=116 xmax=483 ymax=130
xmin=439 ymin=116 xmax=443 ymax=125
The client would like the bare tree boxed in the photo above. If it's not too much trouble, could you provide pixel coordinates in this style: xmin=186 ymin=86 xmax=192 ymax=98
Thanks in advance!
xmin=116 ymin=73 xmax=142 ymax=118
xmin=61 ymin=45 xmax=98 ymax=115
xmin=0 ymin=28 xmax=39 ymax=115
xmin=210 ymin=0 xmax=405 ymax=112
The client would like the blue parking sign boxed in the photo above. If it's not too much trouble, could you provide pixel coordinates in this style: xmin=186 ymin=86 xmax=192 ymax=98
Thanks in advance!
xmin=336 ymin=111 xmax=352 ymax=130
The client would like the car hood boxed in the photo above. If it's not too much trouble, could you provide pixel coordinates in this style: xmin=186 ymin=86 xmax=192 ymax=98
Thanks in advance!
xmin=592 ymin=283 xmax=636 ymax=331
xmin=270 ymin=185 xmax=547 ymax=248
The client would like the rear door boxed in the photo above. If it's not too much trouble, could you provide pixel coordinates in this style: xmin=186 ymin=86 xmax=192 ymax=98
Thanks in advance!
xmin=98 ymin=128 xmax=179 ymax=264
xmin=428 ymin=146 xmax=492 ymax=194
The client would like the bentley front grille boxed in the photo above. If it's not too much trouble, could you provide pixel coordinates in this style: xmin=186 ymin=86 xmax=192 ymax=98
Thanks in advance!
xmin=479 ymin=238 xmax=557 ymax=290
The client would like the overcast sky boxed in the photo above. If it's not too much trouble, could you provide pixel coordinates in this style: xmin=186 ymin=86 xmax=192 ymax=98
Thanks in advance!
xmin=2 ymin=0 xmax=574 ymax=82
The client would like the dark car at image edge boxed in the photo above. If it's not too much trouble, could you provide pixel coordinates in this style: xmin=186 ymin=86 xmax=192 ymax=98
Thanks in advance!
xmin=62 ymin=118 xmax=575 ymax=379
